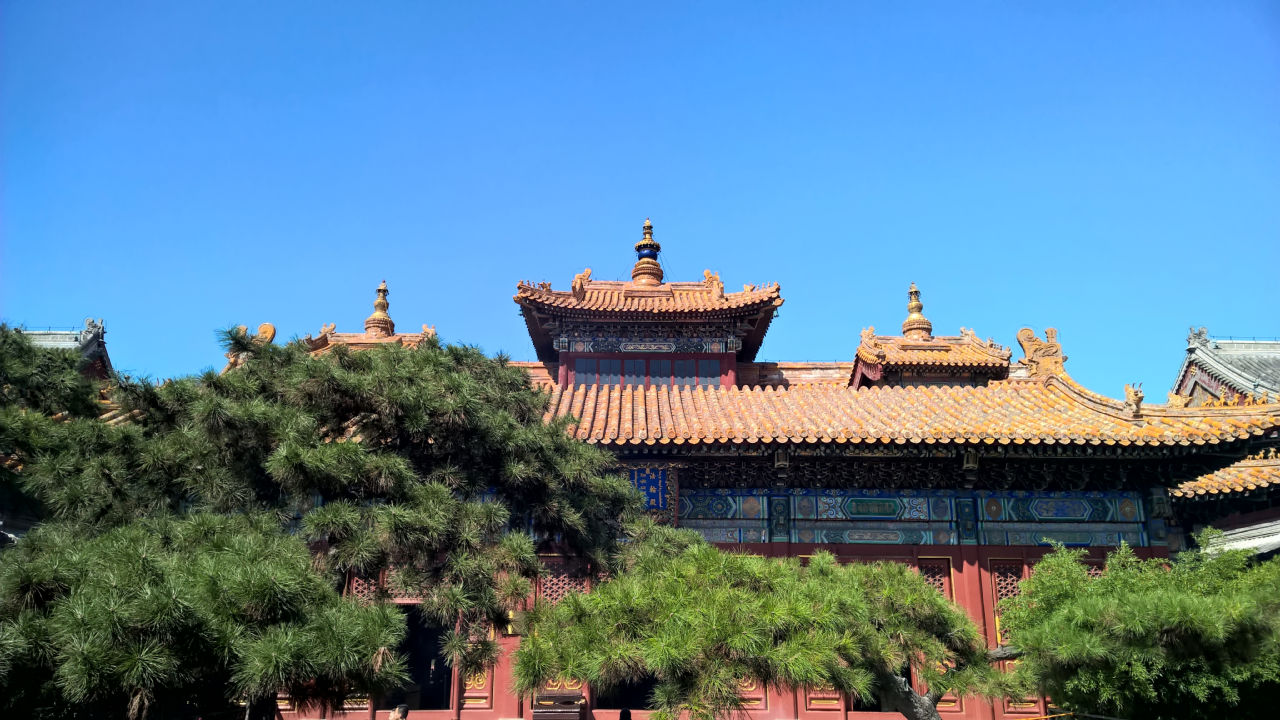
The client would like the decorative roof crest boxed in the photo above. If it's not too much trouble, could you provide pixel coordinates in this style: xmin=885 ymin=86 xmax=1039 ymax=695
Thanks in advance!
xmin=856 ymin=326 xmax=887 ymax=363
xmin=222 ymin=322 xmax=276 ymax=372
xmin=1188 ymin=326 xmax=1210 ymax=347
xmin=1016 ymin=327 xmax=1067 ymax=377
xmin=631 ymin=218 xmax=664 ymax=286
xmin=571 ymin=268 xmax=591 ymax=300
xmin=1202 ymin=388 xmax=1275 ymax=408
xmin=364 ymin=280 xmax=395 ymax=337
xmin=703 ymin=269 xmax=724 ymax=298
xmin=959 ymin=327 xmax=1012 ymax=359
xmin=79 ymin=318 xmax=106 ymax=343
xmin=901 ymin=282 xmax=933 ymax=340
xmin=1123 ymin=383 xmax=1144 ymax=418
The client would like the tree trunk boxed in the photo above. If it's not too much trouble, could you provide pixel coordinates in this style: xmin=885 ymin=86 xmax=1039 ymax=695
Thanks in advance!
xmin=454 ymin=666 xmax=466 ymax=720
xmin=987 ymin=645 xmax=1021 ymax=662
xmin=874 ymin=671 xmax=942 ymax=720
xmin=453 ymin=613 xmax=467 ymax=720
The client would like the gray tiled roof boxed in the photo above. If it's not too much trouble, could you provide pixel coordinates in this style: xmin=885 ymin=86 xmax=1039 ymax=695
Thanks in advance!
xmin=1178 ymin=328 xmax=1280 ymax=396
xmin=23 ymin=319 xmax=113 ymax=375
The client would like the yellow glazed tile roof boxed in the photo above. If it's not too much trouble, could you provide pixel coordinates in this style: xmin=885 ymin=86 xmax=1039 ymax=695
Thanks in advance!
xmin=1173 ymin=450 xmax=1280 ymax=498
xmin=856 ymin=327 xmax=1012 ymax=369
xmin=851 ymin=285 xmax=1012 ymax=372
xmin=541 ymin=375 xmax=1280 ymax=448
xmin=515 ymin=220 xmax=783 ymax=318
xmin=515 ymin=274 xmax=783 ymax=317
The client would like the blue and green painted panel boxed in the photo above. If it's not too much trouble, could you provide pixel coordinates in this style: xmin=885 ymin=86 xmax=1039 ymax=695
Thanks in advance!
xmin=676 ymin=487 xmax=1155 ymax=547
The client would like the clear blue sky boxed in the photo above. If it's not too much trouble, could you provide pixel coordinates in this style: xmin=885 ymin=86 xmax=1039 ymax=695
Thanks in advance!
xmin=3 ymin=1 xmax=1278 ymax=397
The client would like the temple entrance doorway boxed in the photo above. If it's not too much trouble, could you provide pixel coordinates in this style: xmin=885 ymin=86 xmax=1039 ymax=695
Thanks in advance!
xmin=377 ymin=606 xmax=452 ymax=711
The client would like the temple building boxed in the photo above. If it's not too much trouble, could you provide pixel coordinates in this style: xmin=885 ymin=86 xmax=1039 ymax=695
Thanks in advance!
xmin=22 ymin=318 xmax=113 ymax=380
xmin=1170 ymin=329 xmax=1280 ymax=558
xmin=1170 ymin=327 xmax=1280 ymax=406
xmin=277 ymin=221 xmax=1280 ymax=720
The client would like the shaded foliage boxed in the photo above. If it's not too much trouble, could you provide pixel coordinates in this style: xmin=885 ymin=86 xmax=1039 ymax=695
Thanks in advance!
xmin=0 ymin=513 xmax=406 ymax=719
xmin=2 ymin=328 xmax=641 ymax=717
xmin=516 ymin=524 xmax=1005 ymax=720
xmin=1001 ymin=540 xmax=1280 ymax=720
xmin=0 ymin=325 xmax=100 ymax=418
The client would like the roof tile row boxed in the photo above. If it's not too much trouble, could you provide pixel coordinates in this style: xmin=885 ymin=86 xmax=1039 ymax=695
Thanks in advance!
xmin=515 ymin=278 xmax=782 ymax=315
xmin=542 ymin=378 xmax=1280 ymax=447
xmin=1174 ymin=450 xmax=1280 ymax=498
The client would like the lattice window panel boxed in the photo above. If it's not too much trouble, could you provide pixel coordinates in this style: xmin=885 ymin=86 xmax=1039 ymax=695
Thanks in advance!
xmin=991 ymin=562 xmax=1024 ymax=602
xmin=918 ymin=560 xmax=951 ymax=598
xmin=349 ymin=574 xmax=379 ymax=603
xmin=910 ymin=557 xmax=961 ymax=714
xmin=539 ymin=568 xmax=588 ymax=604
xmin=991 ymin=561 xmax=1024 ymax=645
xmin=990 ymin=560 xmax=1044 ymax=713
xmin=1085 ymin=563 xmax=1104 ymax=579
xmin=347 ymin=569 xmax=421 ymax=603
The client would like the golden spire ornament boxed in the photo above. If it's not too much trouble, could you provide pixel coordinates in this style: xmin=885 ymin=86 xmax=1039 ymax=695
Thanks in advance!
xmin=364 ymin=280 xmax=395 ymax=337
xmin=901 ymin=282 xmax=933 ymax=340
xmin=631 ymin=217 xmax=665 ymax=286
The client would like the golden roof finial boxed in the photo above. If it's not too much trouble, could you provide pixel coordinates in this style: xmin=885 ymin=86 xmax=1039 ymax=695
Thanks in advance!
xmin=364 ymin=280 xmax=395 ymax=337
xmin=901 ymin=282 xmax=933 ymax=339
xmin=632 ymin=217 xmax=664 ymax=286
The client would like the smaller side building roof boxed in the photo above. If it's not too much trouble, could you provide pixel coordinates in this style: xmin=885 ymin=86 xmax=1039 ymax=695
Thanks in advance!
xmin=1169 ymin=328 xmax=1280 ymax=507
xmin=1173 ymin=449 xmax=1279 ymax=499
xmin=1173 ymin=327 xmax=1280 ymax=400
xmin=23 ymin=319 xmax=113 ymax=379
xmin=852 ymin=284 xmax=1011 ymax=384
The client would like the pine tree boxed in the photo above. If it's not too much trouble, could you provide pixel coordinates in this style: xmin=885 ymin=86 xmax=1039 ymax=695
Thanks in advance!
xmin=1 ymin=327 xmax=642 ymax=717
xmin=999 ymin=539 xmax=1280 ymax=720
xmin=0 ymin=513 xmax=407 ymax=719
xmin=514 ymin=522 xmax=1006 ymax=720
xmin=0 ymin=324 xmax=103 ymax=533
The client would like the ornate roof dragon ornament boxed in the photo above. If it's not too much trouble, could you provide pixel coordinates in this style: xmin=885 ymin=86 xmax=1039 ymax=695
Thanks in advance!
xmin=702 ymin=269 xmax=724 ymax=298
xmin=857 ymin=326 xmax=887 ymax=363
xmin=1016 ymin=327 xmax=1067 ymax=377
xmin=222 ymin=322 xmax=276 ymax=373
xmin=571 ymin=268 xmax=591 ymax=300
xmin=1124 ymin=383 xmax=1144 ymax=418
